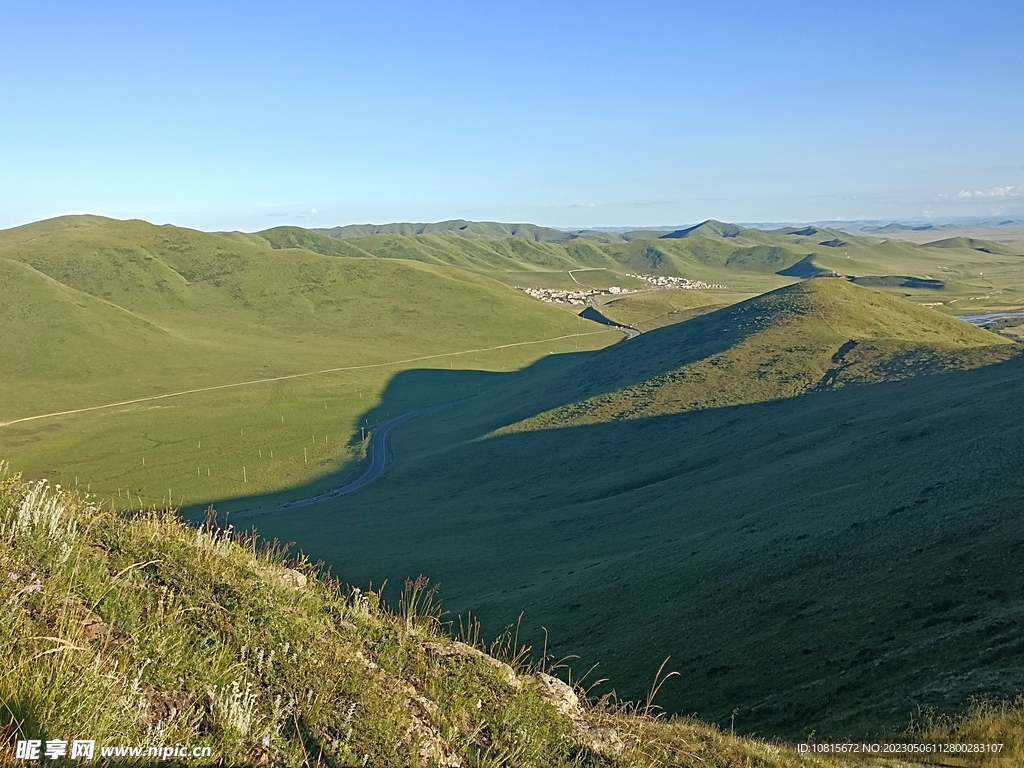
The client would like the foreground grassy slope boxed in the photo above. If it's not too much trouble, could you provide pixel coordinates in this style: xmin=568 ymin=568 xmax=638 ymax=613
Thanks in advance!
xmin=0 ymin=216 xmax=617 ymax=510
xmin=0 ymin=467 xmax=962 ymax=768
xmin=512 ymin=279 xmax=1014 ymax=430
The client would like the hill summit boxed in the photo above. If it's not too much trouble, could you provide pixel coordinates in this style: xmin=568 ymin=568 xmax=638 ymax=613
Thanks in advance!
xmin=510 ymin=278 xmax=1014 ymax=430
xmin=922 ymin=236 xmax=1016 ymax=255
xmin=660 ymin=219 xmax=747 ymax=239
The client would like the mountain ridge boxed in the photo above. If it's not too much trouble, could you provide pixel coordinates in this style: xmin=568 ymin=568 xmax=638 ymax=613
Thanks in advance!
xmin=313 ymin=219 xmax=577 ymax=243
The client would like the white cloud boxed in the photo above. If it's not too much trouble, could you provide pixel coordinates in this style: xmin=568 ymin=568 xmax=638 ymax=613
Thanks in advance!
xmin=265 ymin=207 xmax=320 ymax=219
xmin=958 ymin=186 xmax=1021 ymax=198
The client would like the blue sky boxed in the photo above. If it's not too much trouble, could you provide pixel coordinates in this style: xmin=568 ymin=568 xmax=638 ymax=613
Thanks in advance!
xmin=2 ymin=1 xmax=1022 ymax=230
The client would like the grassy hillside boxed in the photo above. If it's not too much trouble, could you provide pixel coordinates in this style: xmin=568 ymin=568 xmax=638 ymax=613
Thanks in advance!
xmin=0 ymin=216 xmax=619 ymax=511
xmin=922 ymin=237 xmax=1018 ymax=256
xmin=4 ymin=466 xmax=1020 ymax=767
xmin=253 ymin=226 xmax=377 ymax=257
xmin=598 ymin=290 xmax=727 ymax=331
xmin=512 ymin=279 xmax=1014 ymax=430
xmin=242 ymin=283 xmax=1024 ymax=740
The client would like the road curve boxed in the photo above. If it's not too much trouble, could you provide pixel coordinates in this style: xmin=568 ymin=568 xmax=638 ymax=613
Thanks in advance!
xmin=232 ymin=401 xmax=461 ymax=522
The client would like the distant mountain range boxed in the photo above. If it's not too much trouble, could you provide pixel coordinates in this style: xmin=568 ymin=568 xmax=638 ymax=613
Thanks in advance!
xmin=309 ymin=217 xmax=1023 ymax=245
xmin=309 ymin=218 xmax=864 ymax=245
xmin=752 ymin=217 xmax=1024 ymax=231
xmin=313 ymin=218 xmax=674 ymax=244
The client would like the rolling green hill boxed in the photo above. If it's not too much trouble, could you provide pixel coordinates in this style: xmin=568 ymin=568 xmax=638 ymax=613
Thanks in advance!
xmin=0 ymin=215 xmax=609 ymax=417
xmin=0 ymin=215 xmax=619 ymax=510
xmin=315 ymin=219 xmax=576 ymax=243
xmin=569 ymin=228 xmax=674 ymax=243
xmin=254 ymin=225 xmax=377 ymax=257
xmin=304 ymin=220 xmax=679 ymax=244
xmin=510 ymin=279 xmax=1014 ymax=430
xmin=922 ymin=237 xmax=1018 ymax=256
xmin=300 ymin=219 xmax=815 ymax=282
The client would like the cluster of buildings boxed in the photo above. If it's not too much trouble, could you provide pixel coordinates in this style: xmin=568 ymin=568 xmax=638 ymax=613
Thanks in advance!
xmin=518 ymin=287 xmax=603 ymax=305
xmin=519 ymin=273 xmax=723 ymax=306
xmin=626 ymin=273 xmax=724 ymax=290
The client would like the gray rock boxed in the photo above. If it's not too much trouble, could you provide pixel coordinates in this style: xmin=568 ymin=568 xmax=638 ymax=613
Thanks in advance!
xmin=535 ymin=673 xmax=580 ymax=717
xmin=575 ymin=722 xmax=625 ymax=757
xmin=422 ymin=641 xmax=521 ymax=689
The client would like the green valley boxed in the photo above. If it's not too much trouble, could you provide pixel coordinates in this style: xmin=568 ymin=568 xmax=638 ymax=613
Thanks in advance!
xmin=0 ymin=216 xmax=617 ymax=510
xmin=8 ymin=4 xmax=1023 ymax=764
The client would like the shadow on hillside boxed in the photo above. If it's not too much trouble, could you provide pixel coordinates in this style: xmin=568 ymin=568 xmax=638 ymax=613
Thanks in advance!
xmin=197 ymin=281 xmax=1022 ymax=521
xmin=191 ymin=308 xmax=774 ymax=517
xmin=235 ymin=350 xmax=1024 ymax=739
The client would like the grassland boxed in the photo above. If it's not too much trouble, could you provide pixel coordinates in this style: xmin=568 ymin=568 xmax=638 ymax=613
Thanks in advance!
xmin=5 ymin=215 xmax=1024 ymax=749
xmin=0 ymin=216 xmax=617 ymax=511
xmin=247 ymin=342 xmax=1024 ymax=740
xmin=4 ymin=468 xmax=1022 ymax=767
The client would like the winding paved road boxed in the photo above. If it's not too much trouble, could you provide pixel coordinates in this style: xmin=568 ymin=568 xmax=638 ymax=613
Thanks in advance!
xmin=231 ymin=401 xmax=461 ymax=522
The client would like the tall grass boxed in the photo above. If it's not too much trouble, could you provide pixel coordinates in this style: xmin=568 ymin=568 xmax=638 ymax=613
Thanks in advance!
xmin=910 ymin=697 xmax=1024 ymax=766
xmin=0 ymin=465 xmax=578 ymax=766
